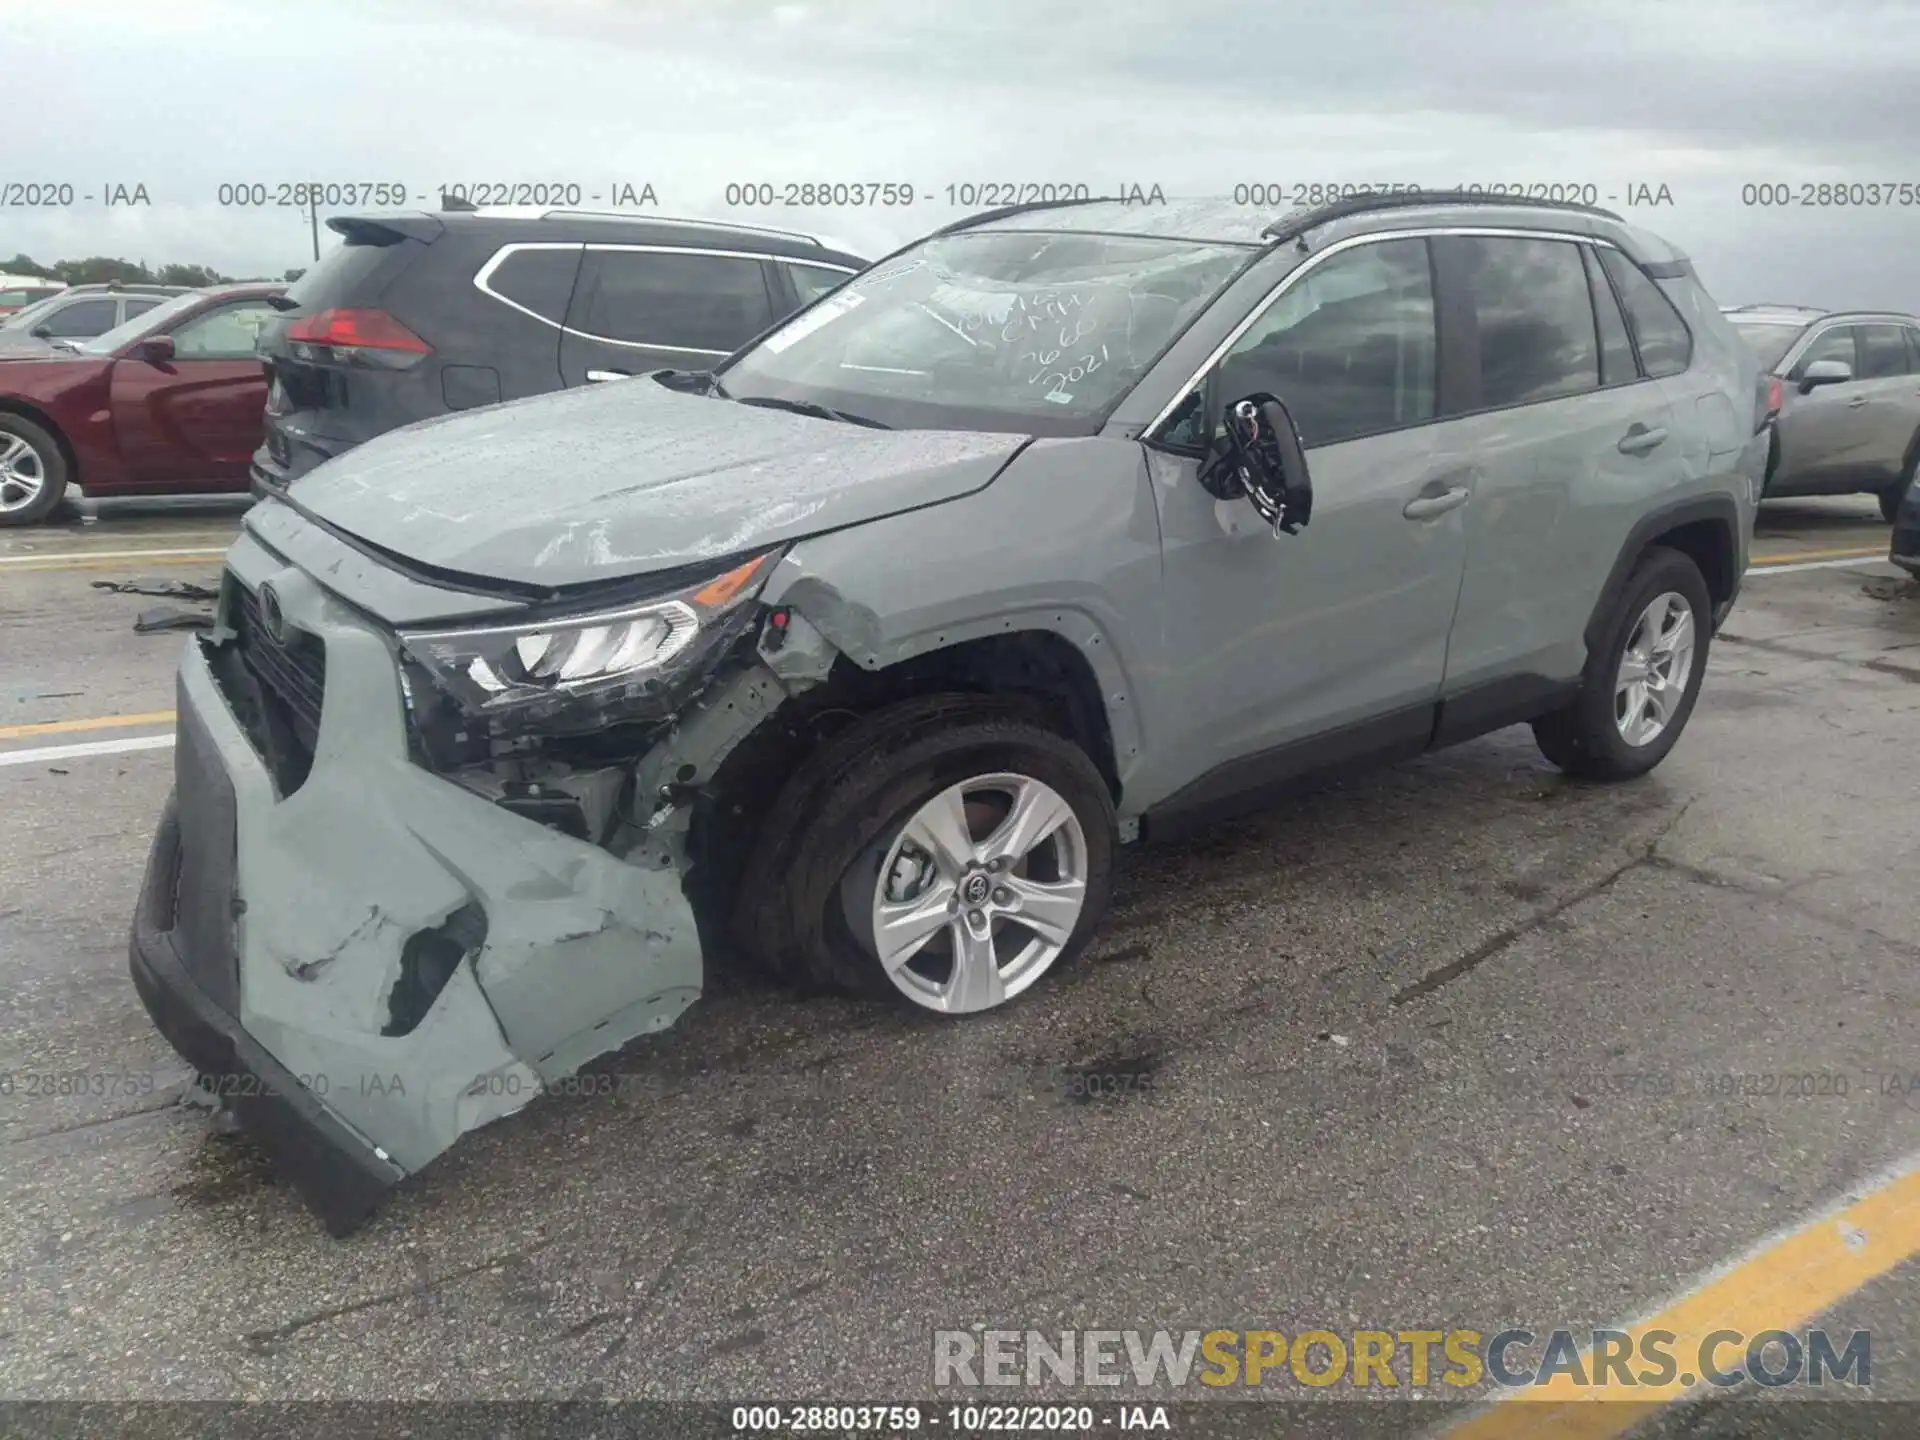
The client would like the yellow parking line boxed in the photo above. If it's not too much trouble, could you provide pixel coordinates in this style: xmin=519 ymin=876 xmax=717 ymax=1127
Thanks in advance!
xmin=1442 ymin=1161 xmax=1920 ymax=1438
xmin=0 ymin=710 xmax=176 ymax=742
xmin=1749 ymin=545 xmax=1886 ymax=567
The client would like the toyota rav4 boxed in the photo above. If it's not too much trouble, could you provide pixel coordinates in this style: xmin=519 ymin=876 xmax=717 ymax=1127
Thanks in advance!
xmin=129 ymin=193 xmax=1768 ymax=1233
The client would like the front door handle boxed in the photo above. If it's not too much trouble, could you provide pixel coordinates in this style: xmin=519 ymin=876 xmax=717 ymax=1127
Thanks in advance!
xmin=586 ymin=369 xmax=631 ymax=383
xmin=1846 ymin=396 xmax=1870 ymax=408
xmin=1403 ymin=485 xmax=1470 ymax=520
xmin=1616 ymin=423 xmax=1668 ymax=455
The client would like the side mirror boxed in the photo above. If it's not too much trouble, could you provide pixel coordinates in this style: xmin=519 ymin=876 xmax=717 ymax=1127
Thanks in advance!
xmin=1800 ymin=358 xmax=1852 ymax=392
xmin=1200 ymin=392 xmax=1314 ymax=535
xmin=29 ymin=324 xmax=52 ymax=339
xmin=136 ymin=334 xmax=176 ymax=363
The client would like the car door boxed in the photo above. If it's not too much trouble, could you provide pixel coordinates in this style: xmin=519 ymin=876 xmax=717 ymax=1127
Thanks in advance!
xmin=109 ymin=297 xmax=277 ymax=488
xmin=1853 ymin=323 xmax=1920 ymax=486
xmin=1774 ymin=324 xmax=1864 ymax=491
xmin=1432 ymin=234 xmax=1691 ymax=703
xmin=1144 ymin=235 xmax=1468 ymax=795
xmin=557 ymin=245 xmax=778 ymax=386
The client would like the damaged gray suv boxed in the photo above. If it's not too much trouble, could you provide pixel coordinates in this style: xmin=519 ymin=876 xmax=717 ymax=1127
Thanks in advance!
xmin=130 ymin=192 xmax=1768 ymax=1233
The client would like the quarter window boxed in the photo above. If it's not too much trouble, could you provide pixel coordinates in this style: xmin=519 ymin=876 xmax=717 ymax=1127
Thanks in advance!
xmin=1215 ymin=237 xmax=1436 ymax=449
xmin=1582 ymin=247 xmax=1638 ymax=387
xmin=1597 ymin=249 xmax=1693 ymax=378
xmin=576 ymin=249 xmax=774 ymax=351
xmin=1856 ymin=324 xmax=1912 ymax=379
xmin=1455 ymin=236 xmax=1599 ymax=407
xmin=485 ymin=247 xmax=581 ymax=324
xmin=786 ymin=263 xmax=852 ymax=305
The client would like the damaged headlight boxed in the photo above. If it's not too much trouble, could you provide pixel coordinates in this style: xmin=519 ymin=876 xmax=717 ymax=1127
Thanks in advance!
xmin=396 ymin=549 xmax=782 ymax=720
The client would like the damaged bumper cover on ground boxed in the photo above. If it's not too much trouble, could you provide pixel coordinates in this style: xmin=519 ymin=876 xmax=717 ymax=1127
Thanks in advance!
xmin=127 ymin=535 xmax=738 ymax=1235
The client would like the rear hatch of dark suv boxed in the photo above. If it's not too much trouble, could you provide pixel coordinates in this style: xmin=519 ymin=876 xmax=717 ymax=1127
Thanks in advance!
xmin=252 ymin=212 xmax=572 ymax=496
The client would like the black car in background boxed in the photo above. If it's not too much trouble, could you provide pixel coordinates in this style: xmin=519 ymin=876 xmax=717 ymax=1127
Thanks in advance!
xmin=250 ymin=206 xmax=870 ymax=496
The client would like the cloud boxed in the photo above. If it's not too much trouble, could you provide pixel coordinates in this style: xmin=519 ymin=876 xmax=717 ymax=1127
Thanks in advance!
xmin=4 ymin=0 xmax=1918 ymax=309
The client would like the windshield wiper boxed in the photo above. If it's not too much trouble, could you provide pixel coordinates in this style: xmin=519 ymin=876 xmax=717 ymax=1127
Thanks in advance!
xmin=734 ymin=395 xmax=891 ymax=429
xmin=48 ymin=338 xmax=82 ymax=353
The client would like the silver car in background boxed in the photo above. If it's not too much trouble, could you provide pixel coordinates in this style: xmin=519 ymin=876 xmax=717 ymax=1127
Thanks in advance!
xmin=1724 ymin=304 xmax=1920 ymax=522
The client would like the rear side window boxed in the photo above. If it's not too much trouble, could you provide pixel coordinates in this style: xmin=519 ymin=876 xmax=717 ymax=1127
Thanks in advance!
xmin=124 ymin=296 xmax=165 ymax=319
xmin=574 ymin=248 xmax=774 ymax=351
xmin=1456 ymin=236 xmax=1599 ymax=407
xmin=480 ymin=246 xmax=581 ymax=324
xmin=172 ymin=299 xmax=280 ymax=359
xmin=1597 ymin=249 xmax=1692 ymax=378
xmin=1856 ymin=324 xmax=1912 ymax=379
xmin=1581 ymin=247 xmax=1638 ymax=386
xmin=786 ymin=263 xmax=852 ymax=304
xmin=42 ymin=298 xmax=118 ymax=337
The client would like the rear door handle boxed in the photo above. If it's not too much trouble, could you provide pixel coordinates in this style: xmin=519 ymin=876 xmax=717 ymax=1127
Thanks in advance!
xmin=586 ymin=369 xmax=631 ymax=383
xmin=1403 ymin=486 xmax=1470 ymax=520
xmin=1617 ymin=423 xmax=1668 ymax=455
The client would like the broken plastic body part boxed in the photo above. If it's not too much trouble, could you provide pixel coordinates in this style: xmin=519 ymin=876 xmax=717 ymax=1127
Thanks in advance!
xmin=131 ymin=544 xmax=841 ymax=1233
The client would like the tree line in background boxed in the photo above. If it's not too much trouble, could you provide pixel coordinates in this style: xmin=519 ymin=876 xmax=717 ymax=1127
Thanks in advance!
xmin=2 ymin=252 xmax=306 ymax=286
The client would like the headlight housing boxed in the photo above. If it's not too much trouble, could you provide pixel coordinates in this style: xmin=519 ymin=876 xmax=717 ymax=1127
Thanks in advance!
xmin=396 ymin=549 xmax=781 ymax=724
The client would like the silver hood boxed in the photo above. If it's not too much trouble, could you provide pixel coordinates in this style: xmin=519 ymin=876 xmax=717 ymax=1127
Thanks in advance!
xmin=287 ymin=378 xmax=1031 ymax=587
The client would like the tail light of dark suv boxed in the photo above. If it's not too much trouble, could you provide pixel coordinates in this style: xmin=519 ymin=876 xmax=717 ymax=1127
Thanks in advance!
xmin=1755 ymin=373 xmax=1783 ymax=432
xmin=284 ymin=308 xmax=432 ymax=369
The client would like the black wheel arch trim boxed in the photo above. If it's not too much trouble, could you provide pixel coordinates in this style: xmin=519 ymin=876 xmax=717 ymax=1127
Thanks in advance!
xmin=1582 ymin=493 xmax=1742 ymax=656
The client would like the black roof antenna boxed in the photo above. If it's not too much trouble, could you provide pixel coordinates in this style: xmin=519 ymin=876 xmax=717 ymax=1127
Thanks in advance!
xmin=440 ymin=192 xmax=479 ymax=212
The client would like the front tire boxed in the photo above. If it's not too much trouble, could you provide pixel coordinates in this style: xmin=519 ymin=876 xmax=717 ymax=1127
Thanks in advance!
xmin=1533 ymin=546 xmax=1711 ymax=781
xmin=0 ymin=414 xmax=68 ymax=527
xmin=734 ymin=696 xmax=1118 ymax=1015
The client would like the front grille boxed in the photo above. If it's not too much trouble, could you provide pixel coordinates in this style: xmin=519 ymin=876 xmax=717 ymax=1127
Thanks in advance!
xmin=234 ymin=583 xmax=326 ymax=757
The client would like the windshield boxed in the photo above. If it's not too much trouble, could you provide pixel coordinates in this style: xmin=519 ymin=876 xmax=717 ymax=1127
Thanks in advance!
xmin=76 ymin=290 xmax=204 ymax=355
xmin=1729 ymin=320 xmax=1805 ymax=373
xmin=718 ymin=229 xmax=1253 ymax=433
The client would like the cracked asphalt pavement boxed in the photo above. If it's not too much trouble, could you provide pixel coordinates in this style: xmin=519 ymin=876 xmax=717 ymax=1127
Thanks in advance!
xmin=2 ymin=500 xmax=1918 ymax=1434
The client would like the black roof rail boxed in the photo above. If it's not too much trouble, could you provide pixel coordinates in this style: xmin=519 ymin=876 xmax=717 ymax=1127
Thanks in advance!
xmin=1260 ymin=188 xmax=1622 ymax=241
xmin=932 ymin=195 xmax=1127 ymax=236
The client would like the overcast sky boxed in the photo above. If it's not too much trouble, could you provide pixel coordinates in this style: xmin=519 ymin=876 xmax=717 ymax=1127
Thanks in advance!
xmin=9 ymin=0 xmax=1920 ymax=309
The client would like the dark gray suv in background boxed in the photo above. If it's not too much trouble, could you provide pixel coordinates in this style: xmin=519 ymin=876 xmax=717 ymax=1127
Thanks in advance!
xmin=133 ymin=192 xmax=1766 ymax=1233
xmin=250 ymin=206 xmax=869 ymax=497
xmin=1724 ymin=304 xmax=1920 ymax=521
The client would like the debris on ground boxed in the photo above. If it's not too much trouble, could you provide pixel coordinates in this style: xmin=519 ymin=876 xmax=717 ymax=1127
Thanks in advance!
xmin=133 ymin=605 xmax=213 ymax=633
xmin=91 ymin=576 xmax=220 ymax=601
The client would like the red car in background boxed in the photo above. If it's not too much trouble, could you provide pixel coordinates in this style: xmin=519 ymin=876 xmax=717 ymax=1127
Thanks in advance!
xmin=0 ymin=283 xmax=285 ymax=525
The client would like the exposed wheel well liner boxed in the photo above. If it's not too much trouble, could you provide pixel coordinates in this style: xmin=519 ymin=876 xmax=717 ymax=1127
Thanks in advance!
xmin=683 ymin=629 xmax=1119 ymax=945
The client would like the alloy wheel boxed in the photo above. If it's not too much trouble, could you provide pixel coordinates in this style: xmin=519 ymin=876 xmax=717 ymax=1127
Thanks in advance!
xmin=844 ymin=771 xmax=1090 ymax=1014
xmin=1614 ymin=591 xmax=1696 ymax=747
xmin=0 ymin=433 xmax=46 ymax=514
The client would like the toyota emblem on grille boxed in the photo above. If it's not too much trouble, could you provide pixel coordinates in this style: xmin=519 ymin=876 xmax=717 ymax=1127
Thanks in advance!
xmin=257 ymin=582 xmax=287 ymax=642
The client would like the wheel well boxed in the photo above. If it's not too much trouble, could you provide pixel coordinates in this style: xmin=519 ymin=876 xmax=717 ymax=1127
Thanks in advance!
xmin=683 ymin=629 xmax=1119 ymax=933
xmin=1649 ymin=517 xmax=1736 ymax=611
xmin=0 ymin=399 xmax=79 ymax=483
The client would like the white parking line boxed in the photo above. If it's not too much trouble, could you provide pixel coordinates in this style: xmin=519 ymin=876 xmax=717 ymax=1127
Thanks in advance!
xmin=0 ymin=734 xmax=175 ymax=768
xmin=1746 ymin=555 xmax=1900 ymax=576
xmin=0 ymin=546 xmax=227 ymax=566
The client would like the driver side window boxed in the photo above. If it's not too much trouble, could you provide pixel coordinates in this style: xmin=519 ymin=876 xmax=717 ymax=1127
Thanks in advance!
xmin=171 ymin=300 xmax=277 ymax=359
xmin=1215 ymin=238 xmax=1437 ymax=449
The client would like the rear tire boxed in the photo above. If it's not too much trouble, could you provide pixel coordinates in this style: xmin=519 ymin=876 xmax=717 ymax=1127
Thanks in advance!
xmin=733 ymin=694 xmax=1117 ymax=1015
xmin=0 ymin=414 xmax=68 ymax=527
xmin=1533 ymin=546 xmax=1712 ymax=781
